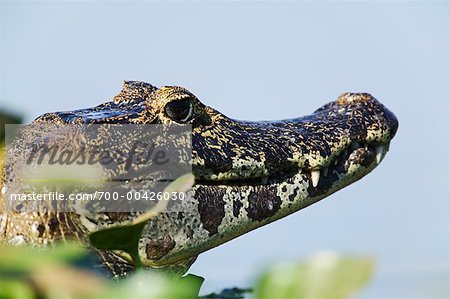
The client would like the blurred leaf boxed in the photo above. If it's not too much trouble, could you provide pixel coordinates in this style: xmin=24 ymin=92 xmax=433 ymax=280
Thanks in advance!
xmin=0 ymin=110 xmax=22 ymax=144
xmin=0 ymin=244 xmax=106 ymax=299
xmin=0 ymin=243 xmax=203 ymax=299
xmin=0 ymin=280 xmax=35 ymax=299
xmin=95 ymin=271 xmax=203 ymax=299
xmin=89 ymin=173 xmax=195 ymax=269
xmin=254 ymin=252 xmax=374 ymax=299
xmin=174 ymin=274 xmax=205 ymax=298
xmin=0 ymin=243 xmax=86 ymax=273
xmin=31 ymin=264 xmax=105 ymax=299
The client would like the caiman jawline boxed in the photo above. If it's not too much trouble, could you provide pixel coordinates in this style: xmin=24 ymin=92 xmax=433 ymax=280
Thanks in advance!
xmin=196 ymin=140 xmax=389 ymax=189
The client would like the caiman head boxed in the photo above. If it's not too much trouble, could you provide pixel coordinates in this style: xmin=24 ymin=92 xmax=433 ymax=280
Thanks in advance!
xmin=35 ymin=81 xmax=398 ymax=195
xmin=4 ymin=81 xmax=398 ymax=273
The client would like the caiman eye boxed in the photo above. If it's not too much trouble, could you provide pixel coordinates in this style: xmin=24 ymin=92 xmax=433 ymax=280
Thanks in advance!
xmin=164 ymin=99 xmax=193 ymax=123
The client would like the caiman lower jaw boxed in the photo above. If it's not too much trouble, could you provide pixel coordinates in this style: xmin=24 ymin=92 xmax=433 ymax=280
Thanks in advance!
xmin=195 ymin=140 xmax=390 ymax=191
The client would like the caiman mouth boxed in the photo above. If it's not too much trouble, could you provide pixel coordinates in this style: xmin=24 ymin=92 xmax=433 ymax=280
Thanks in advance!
xmin=196 ymin=140 xmax=389 ymax=192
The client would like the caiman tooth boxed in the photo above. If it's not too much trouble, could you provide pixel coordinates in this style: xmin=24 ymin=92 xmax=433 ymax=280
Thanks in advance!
xmin=311 ymin=170 xmax=320 ymax=187
xmin=375 ymin=145 xmax=385 ymax=164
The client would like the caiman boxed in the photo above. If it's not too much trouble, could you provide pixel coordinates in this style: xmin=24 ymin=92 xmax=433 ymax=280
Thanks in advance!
xmin=0 ymin=81 xmax=398 ymax=276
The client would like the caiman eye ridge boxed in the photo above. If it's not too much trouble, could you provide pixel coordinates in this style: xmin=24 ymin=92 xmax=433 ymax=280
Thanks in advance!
xmin=1 ymin=81 xmax=398 ymax=277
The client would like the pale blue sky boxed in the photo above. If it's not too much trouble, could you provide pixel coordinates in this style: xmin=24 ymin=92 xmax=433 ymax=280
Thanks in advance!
xmin=1 ymin=1 xmax=449 ymax=298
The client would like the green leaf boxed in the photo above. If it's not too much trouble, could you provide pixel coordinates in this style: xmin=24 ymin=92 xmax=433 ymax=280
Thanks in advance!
xmin=0 ymin=280 xmax=35 ymax=299
xmin=254 ymin=252 xmax=374 ymax=299
xmin=0 ymin=244 xmax=106 ymax=299
xmin=172 ymin=274 xmax=205 ymax=298
xmin=0 ymin=243 xmax=86 ymax=273
xmin=89 ymin=221 xmax=146 ymax=268
xmin=95 ymin=271 xmax=204 ymax=299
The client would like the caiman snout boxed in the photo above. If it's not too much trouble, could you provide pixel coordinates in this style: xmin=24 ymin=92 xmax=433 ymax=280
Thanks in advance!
xmin=338 ymin=92 xmax=399 ymax=138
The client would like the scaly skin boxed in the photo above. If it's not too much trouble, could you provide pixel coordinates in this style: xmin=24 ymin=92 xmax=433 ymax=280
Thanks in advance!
xmin=0 ymin=81 xmax=398 ymax=276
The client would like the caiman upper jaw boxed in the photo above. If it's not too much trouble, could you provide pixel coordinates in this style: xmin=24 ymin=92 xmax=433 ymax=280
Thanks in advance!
xmin=193 ymin=92 xmax=398 ymax=184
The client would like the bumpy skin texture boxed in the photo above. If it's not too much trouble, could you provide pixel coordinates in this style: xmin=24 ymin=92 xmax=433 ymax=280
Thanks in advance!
xmin=0 ymin=81 xmax=398 ymax=276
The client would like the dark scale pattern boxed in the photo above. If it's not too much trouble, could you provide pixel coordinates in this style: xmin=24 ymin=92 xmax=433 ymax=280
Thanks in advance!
xmin=145 ymin=235 xmax=176 ymax=260
xmin=246 ymin=187 xmax=282 ymax=222
xmin=233 ymin=200 xmax=243 ymax=217
xmin=195 ymin=187 xmax=226 ymax=236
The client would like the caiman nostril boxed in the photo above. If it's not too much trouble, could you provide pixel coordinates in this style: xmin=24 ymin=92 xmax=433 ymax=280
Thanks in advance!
xmin=336 ymin=92 xmax=374 ymax=105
